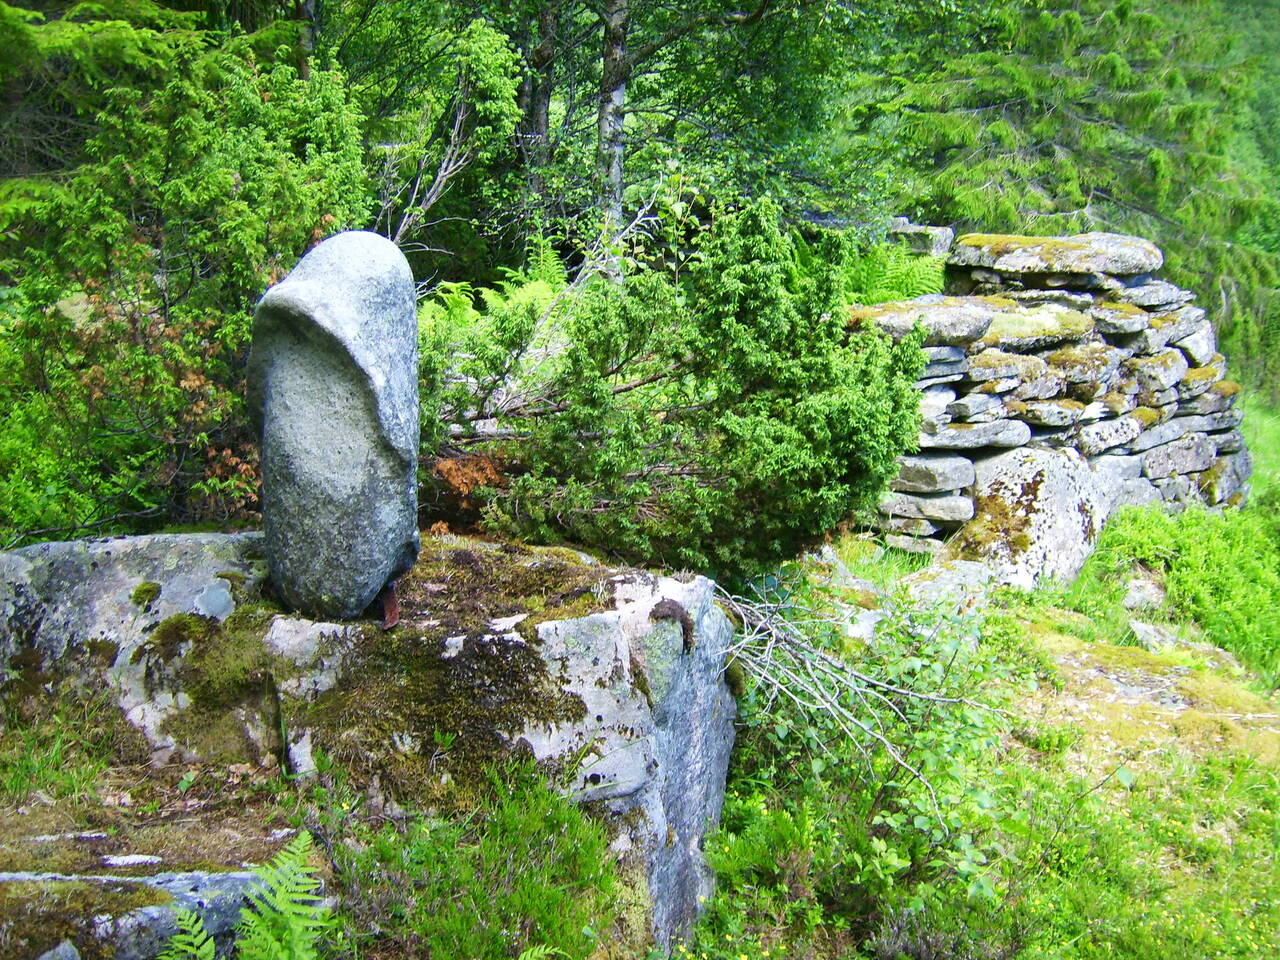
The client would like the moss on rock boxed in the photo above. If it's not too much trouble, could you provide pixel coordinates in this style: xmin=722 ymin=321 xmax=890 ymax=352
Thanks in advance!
xmin=0 ymin=878 xmax=172 ymax=960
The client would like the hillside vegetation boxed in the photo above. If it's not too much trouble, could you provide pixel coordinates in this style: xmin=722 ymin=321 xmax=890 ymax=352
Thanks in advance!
xmin=2 ymin=1 xmax=1280 ymax=958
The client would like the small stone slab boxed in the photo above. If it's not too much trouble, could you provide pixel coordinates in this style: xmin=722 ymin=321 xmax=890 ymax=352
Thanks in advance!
xmin=888 ymin=219 xmax=955 ymax=257
xmin=1176 ymin=390 xmax=1235 ymax=417
xmin=979 ymin=302 xmax=1094 ymax=351
xmin=1210 ymin=428 xmax=1245 ymax=454
xmin=918 ymin=419 xmax=1032 ymax=450
xmin=947 ymin=393 xmax=1005 ymax=420
xmin=1172 ymin=322 xmax=1216 ymax=367
xmin=879 ymin=491 xmax=976 ymax=522
xmin=1141 ymin=433 xmax=1215 ymax=480
xmin=920 ymin=386 xmax=957 ymax=426
xmin=1113 ymin=280 xmax=1193 ymax=309
xmin=1124 ymin=349 xmax=1189 ymax=393
xmin=1127 ymin=418 xmax=1192 ymax=454
xmin=1078 ymin=416 xmax=1143 ymax=456
xmin=849 ymin=295 xmax=996 ymax=346
xmin=875 ymin=514 xmax=941 ymax=536
xmin=1113 ymin=477 xmax=1163 ymax=510
xmin=1081 ymin=393 xmax=1136 ymax=421
xmin=1124 ymin=306 xmax=1205 ymax=354
xmin=1175 ymin=365 xmax=1225 ymax=400
xmin=923 ymin=345 xmax=967 ymax=364
xmin=1176 ymin=410 xmax=1244 ymax=435
xmin=966 ymin=349 xmax=1048 ymax=382
xmin=1012 ymin=373 xmax=1068 ymax=401
xmin=949 ymin=232 xmax=1163 ymax=276
xmin=892 ymin=453 xmax=977 ymax=493
xmin=1043 ymin=342 xmax=1123 ymax=384
xmin=1019 ymin=398 xmax=1086 ymax=427
xmin=1089 ymin=301 xmax=1152 ymax=335
xmin=1090 ymin=454 xmax=1143 ymax=481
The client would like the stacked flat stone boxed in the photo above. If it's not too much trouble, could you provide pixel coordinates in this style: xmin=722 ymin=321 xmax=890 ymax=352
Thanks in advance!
xmin=851 ymin=232 xmax=1252 ymax=555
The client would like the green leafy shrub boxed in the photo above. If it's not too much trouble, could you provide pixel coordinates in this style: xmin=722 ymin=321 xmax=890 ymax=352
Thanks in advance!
xmin=426 ymin=201 xmax=924 ymax=578
xmin=0 ymin=39 xmax=368 ymax=545
xmin=1066 ymin=503 xmax=1280 ymax=686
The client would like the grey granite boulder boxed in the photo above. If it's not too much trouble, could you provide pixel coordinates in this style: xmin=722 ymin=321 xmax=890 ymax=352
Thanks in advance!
xmin=248 ymin=231 xmax=420 ymax=620
xmin=948 ymin=447 xmax=1107 ymax=589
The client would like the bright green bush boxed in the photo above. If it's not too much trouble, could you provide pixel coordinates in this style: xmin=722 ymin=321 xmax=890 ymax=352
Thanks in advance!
xmin=1069 ymin=503 xmax=1280 ymax=686
xmin=0 ymin=40 xmax=368 ymax=545
xmin=425 ymin=201 xmax=925 ymax=578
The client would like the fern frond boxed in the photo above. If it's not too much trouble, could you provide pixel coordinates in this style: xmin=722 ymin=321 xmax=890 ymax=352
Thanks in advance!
xmin=157 ymin=907 xmax=216 ymax=960
xmin=236 ymin=831 xmax=333 ymax=960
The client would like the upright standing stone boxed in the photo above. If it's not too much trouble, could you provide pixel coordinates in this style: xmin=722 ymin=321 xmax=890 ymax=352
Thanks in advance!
xmin=248 ymin=231 xmax=420 ymax=619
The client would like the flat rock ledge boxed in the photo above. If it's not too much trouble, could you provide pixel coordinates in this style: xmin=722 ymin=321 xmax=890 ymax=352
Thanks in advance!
xmin=0 ymin=532 xmax=737 ymax=955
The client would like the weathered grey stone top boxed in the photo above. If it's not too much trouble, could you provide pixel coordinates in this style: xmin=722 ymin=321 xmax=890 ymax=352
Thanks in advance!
xmin=248 ymin=231 xmax=418 ymax=467
xmin=949 ymin=232 xmax=1164 ymax=276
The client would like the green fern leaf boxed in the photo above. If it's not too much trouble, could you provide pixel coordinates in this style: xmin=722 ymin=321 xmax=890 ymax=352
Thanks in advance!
xmin=157 ymin=908 xmax=216 ymax=960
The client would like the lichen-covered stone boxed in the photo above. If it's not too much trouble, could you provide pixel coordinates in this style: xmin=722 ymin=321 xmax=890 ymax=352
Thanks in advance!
xmin=0 ymin=868 xmax=259 ymax=960
xmin=917 ymin=419 xmax=1032 ymax=450
xmin=1141 ymin=433 xmax=1215 ymax=480
xmin=966 ymin=349 xmax=1048 ymax=382
xmin=979 ymin=302 xmax=1094 ymax=351
xmin=1124 ymin=348 xmax=1189 ymax=393
xmin=248 ymin=230 xmax=420 ymax=620
xmin=1013 ymin=373 xmax=1069 ymax=401
xmin=1124 ymin=306 xmax=1206 ymax=355
xmin=849 ymin=295 xmax=997 ymax=345
xmin=891 ymin=453 xmax=977 ymax=494
xmin=1043 ymin=343 xmax=1123 ymax=384
xmin=1089 ymin=301 xmax=1151 ymax=335
xmin=1019 ymin=399 xmax=1086 ymax=427
xmin=949 ymin=232 xmax=1163 ymax=276
xmin=1175 ymin=363 xmax=1225 ymax=400
xmin=1077 ymin=416 xmax=1143 ymax=456
xmin=888 ymin=219 xmax=955 ymax=257
xmin=879 ymin=491 xmax=976 ymax=522
xmin=948 ymin=447 xmax=1107 ymax=589
xmin=1 ymin=533 xmax=737 ymax=950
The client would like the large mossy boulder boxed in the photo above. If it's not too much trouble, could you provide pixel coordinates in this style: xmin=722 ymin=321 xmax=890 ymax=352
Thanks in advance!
xmin=947 ymin=447 xmax=1108 ymax=589
xmin=247 ymin=230 xmax=420 ymax=620
xmin=0 ymin=532 xmax=736 ymax=953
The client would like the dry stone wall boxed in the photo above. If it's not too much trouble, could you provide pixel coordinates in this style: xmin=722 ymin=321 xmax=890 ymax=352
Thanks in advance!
xmin=855 ymin=232 xmax=1252 ymax=558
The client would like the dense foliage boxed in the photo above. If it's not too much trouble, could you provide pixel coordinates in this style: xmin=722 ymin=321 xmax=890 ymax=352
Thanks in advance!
xmin=425 ymin=202 xmax=924 ymax=576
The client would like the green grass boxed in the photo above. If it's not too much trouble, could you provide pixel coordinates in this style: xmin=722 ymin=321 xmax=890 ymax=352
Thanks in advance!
xmin=0 ymin=696 xmax=126 ymax=805
xmin=1242 ymin=392 xmax=1280 ymax=492
xmin=317 ymin=758 xmax=623 ymax=960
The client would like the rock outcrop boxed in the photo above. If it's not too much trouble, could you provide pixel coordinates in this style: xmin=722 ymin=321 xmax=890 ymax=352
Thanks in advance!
xmin=861 ymin=231 xmax=1251 ymax=574
xmin=0 ymin=532 xmax=736 ymax=954
xmin=248 ymin=231 xmax=420 ymax=620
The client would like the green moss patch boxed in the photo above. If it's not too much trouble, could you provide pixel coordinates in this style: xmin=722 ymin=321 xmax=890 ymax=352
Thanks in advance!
xmin=293 ymin=538 xmax=616 ymax=807
xmin=0 ymin=878 xmax=172 ymax=960
xmin=130 ymin=581 xmax=161 ymax=608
